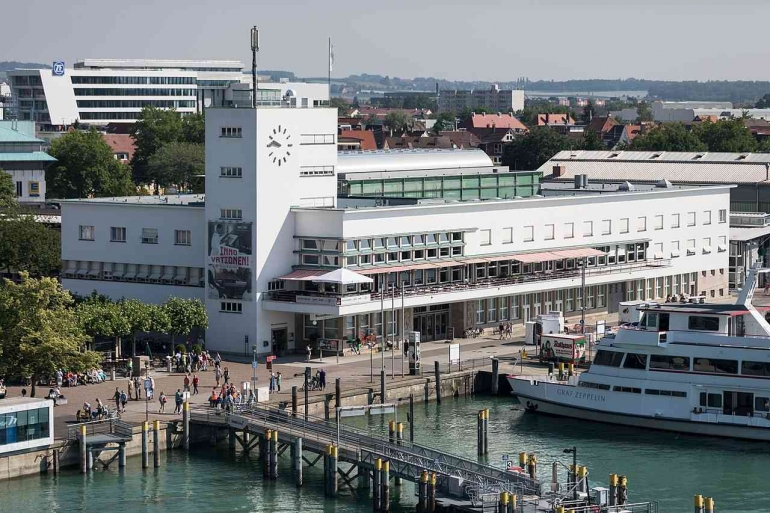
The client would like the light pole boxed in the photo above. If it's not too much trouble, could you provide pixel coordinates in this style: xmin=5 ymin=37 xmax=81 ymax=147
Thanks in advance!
xmin=144 ymin=362 xmax=149 ymax=423
xmin=250 ymin=26 xmax=259 ymax=108
xmin=580 ymin=258 xmax=586 ymax=334
xmin=563 ymin=446 xmax=577 ymax=500
xmin=252 ymin=346 xmax=258 ymax=398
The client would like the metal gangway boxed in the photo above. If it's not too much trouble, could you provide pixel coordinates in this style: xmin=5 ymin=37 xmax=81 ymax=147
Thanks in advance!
xmin=191 ymin=402 xmax=542 ymax=501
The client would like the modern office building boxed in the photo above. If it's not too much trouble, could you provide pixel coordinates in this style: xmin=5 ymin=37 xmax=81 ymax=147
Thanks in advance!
xmin=0 ymin=120 xmax=54 ymax=205
xmin=8 ymin=59 xmax=245 ymax=127
xmin=438 ymin=85 xmax=524 ymax=114
xmin=59 ymin=98 xmax=731 ymax=355
xmin=336 ymin=149 xmax=541 ymax=200
xmin=0 ymin=398 xmax=53 ymax=455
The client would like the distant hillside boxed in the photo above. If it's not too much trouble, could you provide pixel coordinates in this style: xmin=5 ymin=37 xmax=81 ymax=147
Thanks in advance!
xmin=0 ymin=61 xmax=50 ymax=72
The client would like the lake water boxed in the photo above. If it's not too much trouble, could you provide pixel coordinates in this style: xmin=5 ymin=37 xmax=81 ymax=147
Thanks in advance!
xmin=4 ymin=396 xmax=768 ymax=512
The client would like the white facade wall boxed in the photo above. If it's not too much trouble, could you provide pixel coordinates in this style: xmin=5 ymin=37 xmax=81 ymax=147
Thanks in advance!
xmin=60 ymin=199 xmax=205 ymax=302
xmin=5 ymin=168 xmax=46 ymax=203
xmin=204 ymin=107 xmax=338 ymax=354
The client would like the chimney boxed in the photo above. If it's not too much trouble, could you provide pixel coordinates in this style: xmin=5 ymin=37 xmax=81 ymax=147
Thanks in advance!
xmin=574 ymin=175 xmax=582 ymax=189
xmin=553 ymin=164 xmax=567 ymax=177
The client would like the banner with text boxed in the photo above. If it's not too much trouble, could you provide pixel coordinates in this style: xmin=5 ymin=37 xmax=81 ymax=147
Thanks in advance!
xmin=207 ymin=221 xmax=253 ymax=300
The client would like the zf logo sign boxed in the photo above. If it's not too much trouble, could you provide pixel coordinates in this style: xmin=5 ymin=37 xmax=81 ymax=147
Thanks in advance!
xmin=52 ymin=62 xmax=65 ymax=76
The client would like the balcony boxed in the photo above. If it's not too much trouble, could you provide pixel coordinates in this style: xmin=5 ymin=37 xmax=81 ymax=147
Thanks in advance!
xmin=265 ymin=259 xmax=671 ymax=312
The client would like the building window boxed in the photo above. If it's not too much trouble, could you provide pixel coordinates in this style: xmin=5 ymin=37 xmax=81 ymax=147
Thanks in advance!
xmin=220 ymin=301 xmax=243 ymax=313
xmin=502 ymin=227 xmax=513 ymax=244
xmin=220 ymin=166 xmax=243 ymax=178
xmin=671 ymin=213 xmax=680 ymax=228
xmin=480 ymin=229 xmax=492 ymax=246
xmin=220 ymin=208 xmax=243 ymax=220
xmin=511 ymin=296 xmax=520 ymax=319
xmin=703 ymin=211 xmax=712 ymax=225
xmin=637 ymin=216 xmax=646 ymax=232
xmin=601 ymin=220 xmax=611 ymax=235
xmin=267 ymin=280 xmax=284 ymax=291
xmin=300 ymin=166 xmax=335 ymax=177
xmin=544 ymin=224 xmax=555 ymax=240
xmin=619 ymin=218 xmax=629 ymax=234
xmin=671 ymin=241 xmax=680 ymax=258
xmin=141 ymin=228 xmax=159 ymax=244
xmin=15 ymin=181 xmax=22 ymax=197
xmin=110 ymin=226 xmax=126 ymax=242
xmin=300 ymin=134 xmax=335 ymax=145
xmin=175 ymin=230 xmax=192 ymax=246
xmin=687 ymin=239 xmax=696 ymax=256
xmin=220 ymin=126 xmax=242 ymax=138
xmin=79 ymin=225 xmax=95 ymax=241
xmin=564 ymin=222 xmax=574 ymax=239
xmin=583 ymin=221 xmax=593 ymax=237
xmin=523 ymin=226 xmax=534 ymax=242
xmin=476 ymin=300 xmax=485 ymax=324
xmin=719 ymin=209 xmax=727 ymax=223
xmin=487 ymin=298 xmax=497 ymax=323
xmin=654 ymin=215 xmax=663 ymax=230
xmin=687 ymin=212 xmax=696 ymax=226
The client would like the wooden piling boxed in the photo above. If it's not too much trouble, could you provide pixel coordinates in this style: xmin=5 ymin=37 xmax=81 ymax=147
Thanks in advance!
xmin=293 ymin=437 xmax=303 ymax=487
xmin=182 ymin=400 xmax=190 ymax=451
xmin=381 ymin=460 xmax=390 ymax=512
xmin=373 ymin=458 xmax=382 ymax=511
xmin=508 ymin=494 xmax=516 ymax=513
xmin=119 ymin=443 xmax=126 ymax=468
xmin=477 ymin=410 xmax=483 ymax=456
xmin=428 ymin=472 xmax=437 ymax=513
xmin=618 ymin=475 xmax=628 ymax=505
xmin=499 ymin=491 xmax=509 ymax=513
xmin=79 ymin=425 xmax=87 ymax=474
xmin=380 ymin=370 xmax=386 ymax=404
xmin=141 ymin=421 xmax=149 ymax=468
xmin=491 ymin=358 xmax=499 ymax=395
xmin=483 ymin=408 xmax=489 ymax=455
xmin=329 ymin=445 xmax=338 ymax=497
xmin=291 ymin=386 xmax=298 ymax=417
xmin=87 ymin=448 xmax=93 ymax=472
xmin=434 ymin=361 xmax=441 ymax=404
xmin=153 ymin=420 xmax=161 ymax=468
xmin=228 ymin=429 xmax=236 ymax=451
xmin=609 ymin=474 xmax=618 ymax=506
xmin=52 ymin=448 xmax=59 ymax=475
xmin=409 ymin=393 xmax=415 ymax=443
xmin=270 ymin=429 xmax=278 ymax=479
xmin=335 ymin=377 xmax=342 ymax=409
xmin=323 ymin=444 xmax=329 ymax=495
xmin=395 ymin=422 xmax=403 ymax=486
xmin=263 ymin=429 xmax=271 ymax=478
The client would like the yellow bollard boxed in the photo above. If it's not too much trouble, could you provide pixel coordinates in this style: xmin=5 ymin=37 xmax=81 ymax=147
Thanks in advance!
xmin=519 ymin=452 xmax=527 ymax=470
xmin=569 ymin=363 xmax=575 ymax=376
xmin=705 ymin=497 xmax=715 ymax=513
xmin=500 ymin=491 xmax=509 ymax=505
xmin=694 ymin=494 xmax=704 ymax=512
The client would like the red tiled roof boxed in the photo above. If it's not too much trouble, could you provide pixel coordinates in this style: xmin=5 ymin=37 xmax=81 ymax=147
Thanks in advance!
xmin=102 ymin=134 xmax=135 ymax=162
xmin=587 ymin=116 xmax=619 ymax=134
xmin=338 ymin=117 xmax=364 ymax=127
xmin=462 ymin=113 xmax=527 ymax=131
xmin=537 ymin=113 xmax=575 ymax=126
xmin=339 ymin=130 xmax=377 ymax=150
xmin=439 ymin=131 xmax=482 ymax=149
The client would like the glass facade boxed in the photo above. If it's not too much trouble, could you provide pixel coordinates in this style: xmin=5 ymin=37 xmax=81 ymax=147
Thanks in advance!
xmin=340 ymin=171 xmax=541 ymax=200
xmin=0 ymin=407 xmax=50 ymax=446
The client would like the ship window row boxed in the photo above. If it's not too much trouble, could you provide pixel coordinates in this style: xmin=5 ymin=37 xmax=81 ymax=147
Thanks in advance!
xmin=74 ymin=88 xmax=196 ymax=97
xmin=77 ymin=100 xmax=196 ymax=109
xmin=645 ymin=389 xmax=687 ymax=397
xmin=595 ymin=350 xmax=770 ymax=378
xmin=62 ymin=260 xmax=204 ymax=287
xmin=578 ymin=381 xmax=610 ymax=390
xmin=613 ymin=386 xmax=642 ymax=394
xmin=71 ymin=76 xmax=196 ymax=85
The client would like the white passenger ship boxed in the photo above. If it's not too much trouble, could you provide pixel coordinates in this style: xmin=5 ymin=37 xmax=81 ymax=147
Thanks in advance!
xmin=508 ymin=267 xmax=770 ymax=441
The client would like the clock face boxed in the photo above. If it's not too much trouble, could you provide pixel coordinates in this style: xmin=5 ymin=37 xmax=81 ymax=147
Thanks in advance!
xmin=266 ymin=125 xmax=293 ymax=166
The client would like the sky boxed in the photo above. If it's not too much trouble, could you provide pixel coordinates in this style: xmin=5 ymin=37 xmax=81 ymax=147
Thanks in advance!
xmin=3 ymin=0 xmax=770 ymax=82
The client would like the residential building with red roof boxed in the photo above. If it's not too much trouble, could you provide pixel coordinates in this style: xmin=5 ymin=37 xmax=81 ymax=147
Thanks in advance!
xmin=537 ymin=113 xmax=575 ymax=126
xmin=459 ymin=113 xmax=527 ymax=133
xmin=338 ymin=130 xmax=377 ymax=151
xmin=101 ymin=133 xmax=135 ymax=163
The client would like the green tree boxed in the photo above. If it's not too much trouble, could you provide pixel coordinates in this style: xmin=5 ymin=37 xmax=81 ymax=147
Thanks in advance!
xmin=579 ymin=129 xmax=606 ymax=150
xmin=756 ymin=94 xmax=770 ymax=109
xmin=0 ymin=273 xmax=99 ymax=397
xmin=162 ymin=297 xmax=208 ymax=350
xmin=0 ymin=169 xmax=14 ymax=207
xmin=431 ymin=113 xmax=455 ymax=135
xmin=636 ymin=102 xmax=653 ymax=122
xmin=501 ymin=127 xmax=570 ymax=170
xmin=693 ymin=119 xmax=757 ymax=152
xmin=629 ymin=123 xmax=707 ymax=152
xmin=147 ymin=142 xmax=205 ymax=192
xmin=75 ymin=299 xmax=131 ymax=357
xmin=181 ymin=112 xmax=205 ymax=145
xmin=47 ymin=129 xmax=135 ymax=198
xmin=0 ymin=210 xmax=61 ymax=277
xmin=130 ymin=106 xmax=184 ymax=185
xmin=384 ymin=111 xmax=410 ymax=134
xmin=117 ymin=299 xmax=170 ymax=357
xmin=329 ymin=97 xmax=351 ymax=115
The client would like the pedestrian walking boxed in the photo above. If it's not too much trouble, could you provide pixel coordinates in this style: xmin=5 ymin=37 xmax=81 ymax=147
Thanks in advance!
xmin=183 ymin=374 xmax=190 ymax=392
xmin=159 ymin=391 xmax=167 ymax=413
xmin=215 ymin=366 xmax=222 ymax=387
xmin=174 ymin=389 xmax=183 ymax=414
xmin=307 ymin=344 xmax=312 ymax=362
xmin=319 ymin=368 xmax=326 ymax=391
xmin=192 ymin=374 xmax=199 ymax=395
xmin=276 ymin=371 xmax=282 ymax=392
xmin=120 ymin=390 xmax=127 ymax=412
xmin=269 ymin=372 xmax=275 ymax=394
xmin=223 ymin=367 xmax=230 ymax=385
xmin=134 ymin=377 xmax=141 ymax=400
xmin=126 ymin=359 xmax=133 ymax=379
xmin=113 ymin=387 xmax=121 ymax=411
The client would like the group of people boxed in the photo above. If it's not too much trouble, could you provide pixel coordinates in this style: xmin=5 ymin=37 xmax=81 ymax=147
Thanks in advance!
xmin=498 ymin=322 xmax=514 ymax=339
xmin=268 ymin=371 xmax=282 ymax=394
xmin=208 ymin=383 xmax=242 ymax=411
xmin=174 ymin=350 xmax=220 ymax=374
xmin=57 ymin=368 xmax=107 ymax=387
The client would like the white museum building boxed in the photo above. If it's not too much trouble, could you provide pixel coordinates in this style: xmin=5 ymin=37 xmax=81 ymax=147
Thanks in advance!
xmin=59 ymin=94 xmax=731 ymax=355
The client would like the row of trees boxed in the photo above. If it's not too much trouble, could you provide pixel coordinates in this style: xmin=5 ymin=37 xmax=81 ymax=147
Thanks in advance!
xmin=501 ymin=127 xmax=606 ymax=170
xmin=628 ymin=119 xmax=769 ymax=153
xmin=0 ymin=275 xmax=208 ymax=397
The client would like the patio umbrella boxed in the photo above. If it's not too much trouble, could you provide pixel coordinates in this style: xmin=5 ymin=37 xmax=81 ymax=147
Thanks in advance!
xmin=314 ymin=268 xmax=374 ymax=285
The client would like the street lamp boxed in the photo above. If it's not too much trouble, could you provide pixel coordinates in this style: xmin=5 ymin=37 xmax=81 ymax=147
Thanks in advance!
xmin=144 ymin=362 xmax=149 ymax=423
xmin=563 ymin=446 xmax=577 ymax=500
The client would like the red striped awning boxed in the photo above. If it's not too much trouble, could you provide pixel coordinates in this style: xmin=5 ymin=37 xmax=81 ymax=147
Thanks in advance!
xmin=550 ymin=248 xmax=605 ymax=259
xmin=279 ymin=269 xmax=327 ymax=281
xmin=512 ymin=251 xmax=563 ymax=263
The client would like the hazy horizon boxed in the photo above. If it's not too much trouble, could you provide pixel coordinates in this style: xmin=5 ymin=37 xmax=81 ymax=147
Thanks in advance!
xmin=4 ymin=0 xmax=769 ymax=83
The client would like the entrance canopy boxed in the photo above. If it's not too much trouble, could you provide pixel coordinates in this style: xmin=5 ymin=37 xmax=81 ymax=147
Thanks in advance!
xmin=314 ymin=268 xmax=374 ymax=285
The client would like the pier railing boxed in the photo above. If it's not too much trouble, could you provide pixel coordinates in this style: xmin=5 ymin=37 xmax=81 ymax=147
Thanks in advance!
xmin=66 ymin=418 xmax=134 ymax=441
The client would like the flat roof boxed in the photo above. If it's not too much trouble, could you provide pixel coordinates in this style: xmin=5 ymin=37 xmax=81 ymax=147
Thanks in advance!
xmin=337 ymin=149 xmax=493 ymax=174
xmin=59 ymin=194 xmax=205 ymax=207
xmin=338 ymin=165 xmax=537 ymax=182
xmin=0 ymin=397 xmax=52 ymax=408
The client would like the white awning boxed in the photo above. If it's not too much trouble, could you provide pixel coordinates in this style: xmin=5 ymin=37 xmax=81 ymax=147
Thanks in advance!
xmin=314 ymin=268 xmax=374 ymax=285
